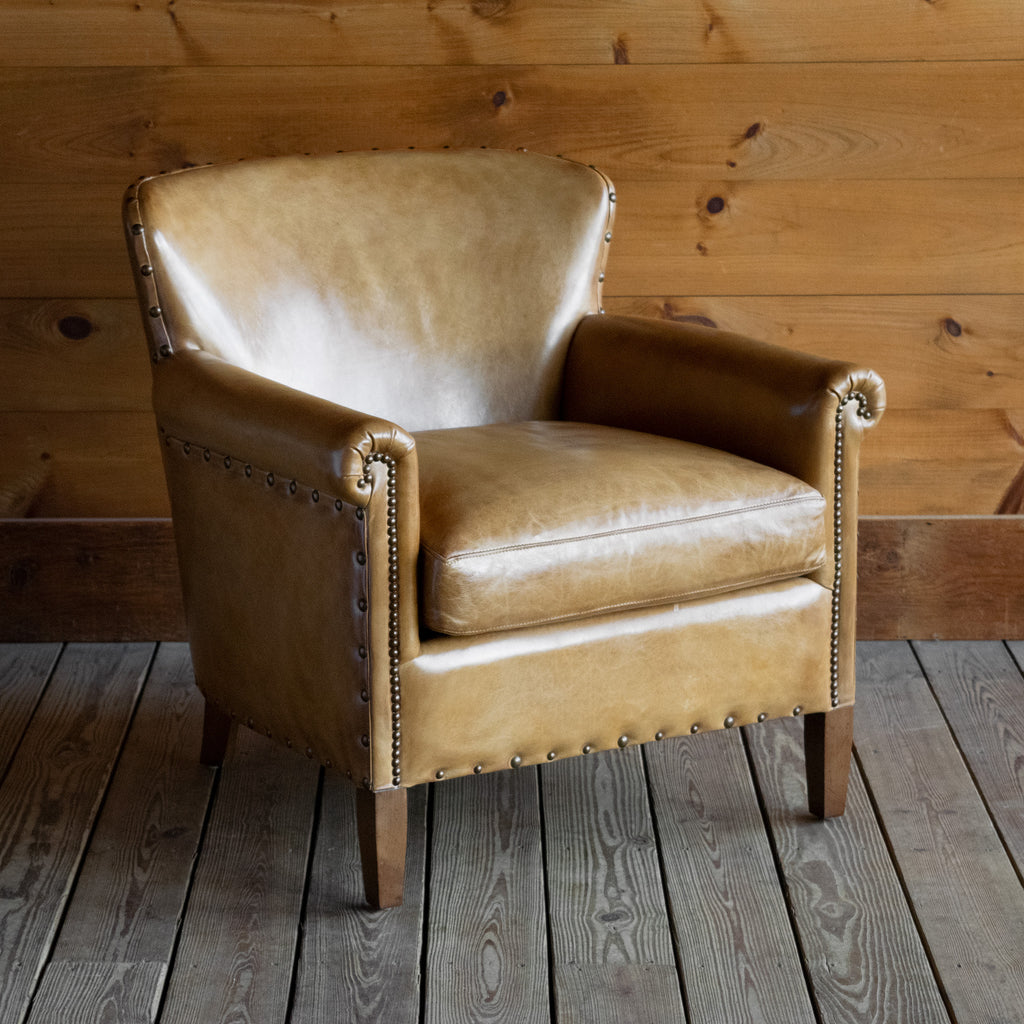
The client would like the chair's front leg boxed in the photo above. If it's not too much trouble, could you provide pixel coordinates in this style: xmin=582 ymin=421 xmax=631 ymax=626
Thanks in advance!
xmin=805 ymin=706 xmax=854 ymax=818
xmin=356 ymin=787 xmax=408 ymax=909
xmin=199 ymin=701 xmax=233 ymax=767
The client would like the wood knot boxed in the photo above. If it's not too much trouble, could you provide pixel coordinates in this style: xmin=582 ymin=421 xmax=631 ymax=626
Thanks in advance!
xmin=57 ymin=315 xmax=93 ymax=340
xmin=612 ymin=36 xmax=630 ymax=64
xmin=943 ymin=317 xmax=963 ymax=337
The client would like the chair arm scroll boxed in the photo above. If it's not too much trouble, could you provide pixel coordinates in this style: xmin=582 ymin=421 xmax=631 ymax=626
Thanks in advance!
xmin=562 ymin=313 xmax=885 ymax=488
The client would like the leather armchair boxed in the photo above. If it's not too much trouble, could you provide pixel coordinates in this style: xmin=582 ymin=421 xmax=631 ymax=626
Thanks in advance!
xmin=124 ymin=149 xmax=884 ymax=908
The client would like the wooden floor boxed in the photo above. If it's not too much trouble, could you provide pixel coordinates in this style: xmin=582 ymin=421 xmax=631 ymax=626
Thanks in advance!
xmin=1 ymin=642 xmax=1023 ymax=1024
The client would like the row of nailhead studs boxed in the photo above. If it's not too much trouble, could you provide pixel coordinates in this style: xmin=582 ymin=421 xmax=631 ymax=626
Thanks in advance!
xmin=165 ymin=432 xmax=377 ymax=782
xmin=830 ymin=392 xmax=873 ymax=707
xmin=432 ymin=707 xmax=807 ymax=779
xmin=360 ymin=452 xmax=403 ymax=788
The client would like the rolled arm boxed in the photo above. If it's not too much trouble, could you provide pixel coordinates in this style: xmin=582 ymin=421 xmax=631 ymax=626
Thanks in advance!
xmin=562 ymin=314 xmax=885 ymax=490
xmin=153 ymin=348 xmax=417 ymax=507
xmin=152 ymin=348 xmax=420 ymax=788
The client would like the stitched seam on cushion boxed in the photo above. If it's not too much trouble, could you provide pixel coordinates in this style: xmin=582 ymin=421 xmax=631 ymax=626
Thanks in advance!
xmin=432 ymin=559 xmax=827 ymax=637
xmin=427 ymin=493 xmax=825 ymax=566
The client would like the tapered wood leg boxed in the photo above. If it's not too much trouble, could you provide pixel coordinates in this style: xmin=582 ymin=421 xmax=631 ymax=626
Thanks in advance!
xmin=356 ymin=787 xmax=408 ymax=909
xmin=199 ymin=701 xmax=233 ymax=766
xmin=805 ymin=705 xmax=854 ymax=819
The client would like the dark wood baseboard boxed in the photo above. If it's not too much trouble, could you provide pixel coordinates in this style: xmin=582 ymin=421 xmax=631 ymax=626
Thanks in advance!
xmin=2 ymin=515 xmax=1022 ymax=642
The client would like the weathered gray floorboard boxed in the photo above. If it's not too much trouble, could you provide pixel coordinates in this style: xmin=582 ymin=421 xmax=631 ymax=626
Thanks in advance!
xmin=646 ymin=729 xmax=817 ymax=1024
xmin=855 ymin=642 xmax=1024 ymax=1024
xmin=290 ymin=779 xmax=428 ymax=1024
xmin=0 ymin=643 xmax=154 ymax=1024
xmin=424 ymin=768 xmax=549 ymax=1024
xmin=49 ymin=643 xmax=213 ymax=967
xmin=0 ymin=643 xmax=61 ymax=779
xmin=746 ymin=716 xmax=950 ymax=1024
xmin=27 ymin=961 xmax=165 ymax=1024
xmin=915 ymin=640 xmax=1024 ymax=878
xmin=542 ymin=746 xmax=684 ymax=1024
xmin=156 ymin=727 xmax=319 ymax=1024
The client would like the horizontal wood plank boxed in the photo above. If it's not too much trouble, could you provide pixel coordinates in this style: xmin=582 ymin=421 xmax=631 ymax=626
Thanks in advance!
xmin=854 ymin=642 xmax=1024 ymax=1023
xmin=857 ymin=516 xmax=1024 ymax=639
xmin=0 ymin=300 xmax=151 ymax=412
xmin=0 ymin=519 xmax=185 ymax=642
xmin=2 ymin=0 xmax=1022 ymax=65
xmin=4 ymin=516 xmax=1024 ymax=642
xmin=8 ymin=294 xmax=1024 ymax=417
xmin=607 ymin=294 xmax=1024 ymax=411
xmin=0 ymin=412 xmax=168 ymax=518
xmin=4 ymin=404 xmax=1022 ymax=518
xmin=4 ymin=64 xmax=1024 ymax=185
xmin=8 ymin=179 xmax=1022 ymax=299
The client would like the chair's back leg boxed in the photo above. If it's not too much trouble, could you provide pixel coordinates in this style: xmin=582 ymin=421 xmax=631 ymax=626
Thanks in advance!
xmin=804 ymin=706 xmax=854 ymax=818
xmin=356 ymin=787 xmax=408 ymax=909
xmin=200 ymin=701 xmax=234 ymax=766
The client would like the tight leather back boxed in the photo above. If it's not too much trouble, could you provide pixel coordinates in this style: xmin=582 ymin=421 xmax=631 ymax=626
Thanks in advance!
xmin=126 ymin=149 xmax=615 ymax=431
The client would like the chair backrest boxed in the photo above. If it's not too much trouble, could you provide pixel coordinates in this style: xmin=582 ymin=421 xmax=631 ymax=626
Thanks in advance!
xmin=126 ymin=149 xmax=615 ymax=431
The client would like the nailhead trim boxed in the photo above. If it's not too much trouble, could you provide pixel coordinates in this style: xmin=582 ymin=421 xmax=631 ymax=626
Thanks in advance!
xmin=362 ymin=452 xmax=403 ymax=787
xmin=831 ymin=392 xmax=872 ymax=707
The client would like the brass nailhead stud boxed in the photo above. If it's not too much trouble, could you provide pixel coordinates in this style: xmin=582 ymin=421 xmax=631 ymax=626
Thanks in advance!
xmin=724 ymin=716 xmax=736 ymax=728
xmin=131 ymin=223 xmax=144 ymax=235
xmin=356 ymin=552 xmax=366 ymax=565
xmin=655 ymin=731 xmax=665 ymax=741
xmin=582 ymin=744 xmax=593 ymax=754
xmin=510 ymin=755 xmax=522 ymax=768
xmin=473 ymin=763 xmax=483 ymax=774
xmin=140 ymin=264 xmax=153 ymax=276
xmin=357 ymin=598 xmax=368 ymax=612
xmin=360 ymin=689 xmax=369 ymax=702
xmin=757 ymin=713 xmax=767 ymax=723
xmin=312 ymin=489 xmax=319 ymax=502
xmin=617 ymin=735 xmax=628 ymax=748
xmin=604 ymin=231 xmax=612 ymax=243
xmin=547 ymin=751 xmax=556 ymax=761
xmin=435 ymin=770 xmax=445 ymax=780
xmin=266 ymin=473 xmax=275 ymax=486
xmin=793 ymin=706 xmax=803 ymax=716
xmin=148 ymin=306 xmax=161 ymax=318
xmin=360 ymin=734 xmax=369 ymax=747
xmin=245 ymin=464 xmax=252 ymax=477
xmin=690 ymin=724 xmax=700 ymax=734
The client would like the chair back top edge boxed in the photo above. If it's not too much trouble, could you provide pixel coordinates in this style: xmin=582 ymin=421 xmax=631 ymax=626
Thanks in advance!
xmin=126 ymin=148 xmax=615 ymax=431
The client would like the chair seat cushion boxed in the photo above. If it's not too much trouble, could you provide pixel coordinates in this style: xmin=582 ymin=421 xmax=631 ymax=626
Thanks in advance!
xmin=414 ymin=421 xmax=827 ymax=636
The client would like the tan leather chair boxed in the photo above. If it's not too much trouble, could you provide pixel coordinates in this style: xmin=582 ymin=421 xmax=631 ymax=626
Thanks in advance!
xmin=124 ymin=148 xmax=884 ymax=908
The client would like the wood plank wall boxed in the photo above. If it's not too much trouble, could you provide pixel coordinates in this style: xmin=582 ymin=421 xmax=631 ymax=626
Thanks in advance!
xmin=1 ymin=1 xmax=1023 ymax=637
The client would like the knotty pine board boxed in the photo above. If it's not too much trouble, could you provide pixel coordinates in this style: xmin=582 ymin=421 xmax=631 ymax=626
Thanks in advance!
xmin=3 ymin=0 xmax=1023 ymax=65
xmin=6 ymin=178 xmax=1022 ymax=299
xmin=4 ymin=64 xmax=1024 ymax=185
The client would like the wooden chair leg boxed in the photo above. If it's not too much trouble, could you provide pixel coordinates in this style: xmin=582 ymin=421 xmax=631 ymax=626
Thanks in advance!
xmin=356 ymin=787 xmax=408 ymax=910
xmin=199 ymin=701 xmax=233 ymax=766
xmin=805 ymin=705 xmax=854 ymax=819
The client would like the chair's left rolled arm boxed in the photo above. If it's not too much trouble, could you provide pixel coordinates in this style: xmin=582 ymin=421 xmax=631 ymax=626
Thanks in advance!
xmin=152 ymin=348 xmax=420 ymax=788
